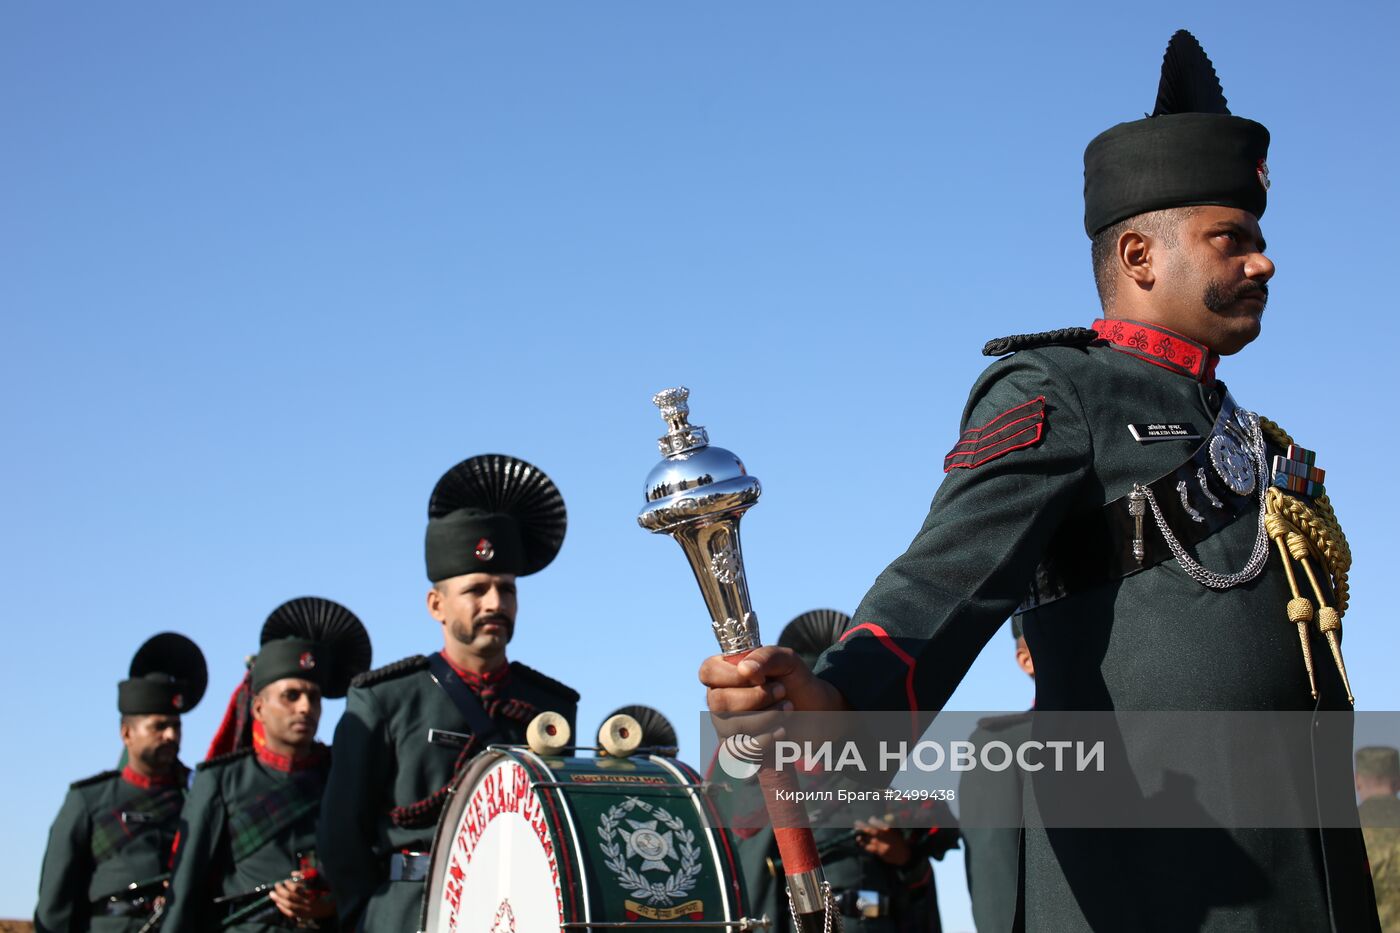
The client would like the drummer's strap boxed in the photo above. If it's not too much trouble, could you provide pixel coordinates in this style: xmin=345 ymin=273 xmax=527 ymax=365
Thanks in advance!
xmin=425 ymin=654 xmax=503 ymax=747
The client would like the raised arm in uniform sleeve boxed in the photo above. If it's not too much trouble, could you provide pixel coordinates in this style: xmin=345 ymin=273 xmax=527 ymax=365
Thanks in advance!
xmin=163 ymin=767 xmax=226 ymax=933
xmin=814 ymin=351 xmax=1092 ymax=711
xmin=319 ymin=685 xmax=391 ymax=930
xmin=35 ymin=787 xmax=93 ymax=933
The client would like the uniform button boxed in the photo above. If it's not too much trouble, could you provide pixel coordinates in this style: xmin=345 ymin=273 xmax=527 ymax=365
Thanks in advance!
xmin=1205 ymin=389 xmax=1220 ymax=407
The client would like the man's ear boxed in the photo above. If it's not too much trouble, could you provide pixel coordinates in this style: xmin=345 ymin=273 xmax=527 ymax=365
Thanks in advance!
xmin=119 ymin=718 xmax=132 ymax=745
xmin=1119 ymin=229 xmax=1156 ymax=288
xmin=426 ymin=585 xmax=446 ymax=623
xmin=1015 ymin=638 xmax=1036 ymax=678
xmin=251 ymin=689 xmax=265 ymax=724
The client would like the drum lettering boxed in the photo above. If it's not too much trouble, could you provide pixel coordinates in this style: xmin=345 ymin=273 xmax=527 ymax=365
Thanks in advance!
xmin=492 ymin=772 xmax=507 ymax=819
xmin=464 ymin=799 xmax=483 ymax=852
xmin=444 ymin=857 xmax=464 ymax=913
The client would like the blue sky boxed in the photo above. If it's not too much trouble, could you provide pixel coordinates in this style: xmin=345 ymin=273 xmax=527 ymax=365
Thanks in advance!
xmin=3 ymin=3 xmax=1397 ymax=927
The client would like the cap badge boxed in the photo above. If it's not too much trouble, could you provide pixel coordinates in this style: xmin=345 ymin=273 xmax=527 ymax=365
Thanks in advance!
xmin=171 ymin=694 xmax=184 ymax=710
xmin=1257 ymin=159 xmax=1270 ymax=191
xmin=299 ymin=651 xmax=316 ymax=670
xmin=475 ymin=538 xmax=495 ymax=561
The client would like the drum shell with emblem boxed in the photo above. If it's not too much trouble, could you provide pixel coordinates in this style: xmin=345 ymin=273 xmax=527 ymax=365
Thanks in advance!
xmin=420 ymin=747 xmax=751 ymax=932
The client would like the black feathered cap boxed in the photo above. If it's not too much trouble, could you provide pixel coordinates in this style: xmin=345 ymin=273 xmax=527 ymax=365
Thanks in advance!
xmin=251 ymin=597 xmax=373 ymax=699
xmin=425 ymin=454 xmax=567 ymax=582
xmin=778 ymin=609 xmax=852 ymax=666
xmin=603 ymin=705 xmax=679 ymax=751
xmin=1084 ymin=30 xmax=1269 ymax=236
xmin=118 ymin=633 xmax=208 ymax=716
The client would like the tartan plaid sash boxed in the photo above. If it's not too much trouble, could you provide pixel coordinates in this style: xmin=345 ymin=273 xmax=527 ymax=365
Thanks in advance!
xmin=229 ymin=771 xmax=325 ymax=863
xmin=90 ymin=786 xmax=184 ymax=863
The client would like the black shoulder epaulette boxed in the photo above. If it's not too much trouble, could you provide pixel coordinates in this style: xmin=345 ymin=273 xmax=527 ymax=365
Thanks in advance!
xmin=70 ymin=769 xmax=119 ymax=789
xmin=983 ymin=327 xmax=1101 ymax=357
xmin=510 ymin=662 xmax=581 ymax=703
xmin=352 ymin=654 xmax=430 ymax=688
xmin=197 ymin=748 xmax=254 ymax=771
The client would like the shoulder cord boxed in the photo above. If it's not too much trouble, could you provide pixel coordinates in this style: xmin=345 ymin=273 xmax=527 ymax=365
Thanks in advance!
xmin=1134 ymin=412 xmax=1354 ymax=703
xmin=1258 ymin=417 xmax=1354 ymax=703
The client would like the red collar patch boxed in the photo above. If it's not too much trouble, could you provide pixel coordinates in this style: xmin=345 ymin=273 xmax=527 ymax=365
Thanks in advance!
xmin=439 ymin=651 xmax=510 ymax=691
xmin=1091 ymin=319 xmax=1218 ymax=383
xmin=121 ymin=764 xmax=183 ymax=789
xmin=255 ymin=741 xmax=328 ymax=773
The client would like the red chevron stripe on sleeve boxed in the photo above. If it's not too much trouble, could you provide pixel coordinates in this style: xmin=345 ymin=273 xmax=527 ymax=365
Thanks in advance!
xmin=942 ymin=396 xmax=1046 ymax=472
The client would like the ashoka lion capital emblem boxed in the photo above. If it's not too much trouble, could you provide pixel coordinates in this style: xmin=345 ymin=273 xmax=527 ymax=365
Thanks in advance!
xmin=709 ymin=531 xmax=741 ymax=585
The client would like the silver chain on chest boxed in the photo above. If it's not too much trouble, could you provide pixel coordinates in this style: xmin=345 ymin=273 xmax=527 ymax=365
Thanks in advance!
xmin=1130 ymin=408 xmax=1271 ymax=590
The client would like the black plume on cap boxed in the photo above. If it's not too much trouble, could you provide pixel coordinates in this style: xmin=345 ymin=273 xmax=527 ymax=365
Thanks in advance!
xmin=1153 ymin=30 xmax=1230 ymax=116
xmin=603 ymin=705 xmax=678 ymax=751
xmin=1084 ymin=30 xmax=1269 ymax=236
xmin=425 ymin=454 xmax=567 ymax=582
xmin=119 ymin=632 xmax=208 ymax=715
xmin=253 ymin=597 xmax=373 ymax=699
xmin=778 ymin=609 xmax=852 ymax=662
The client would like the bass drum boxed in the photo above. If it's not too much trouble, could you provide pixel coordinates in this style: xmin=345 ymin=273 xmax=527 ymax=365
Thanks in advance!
xmin=420 ymin=746 xmax=753 ymax=932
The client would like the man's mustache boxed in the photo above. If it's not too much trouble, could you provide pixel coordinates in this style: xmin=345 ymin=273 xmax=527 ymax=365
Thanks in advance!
xmin=1236 ymin=280 xmax=1268 ymax=303
xmin=473 ymin=613 xmax=514 ymax=635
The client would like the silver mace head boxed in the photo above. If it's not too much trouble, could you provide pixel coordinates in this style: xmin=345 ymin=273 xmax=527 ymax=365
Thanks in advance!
xmin=638 ymin=387 xmax=763 ymax=655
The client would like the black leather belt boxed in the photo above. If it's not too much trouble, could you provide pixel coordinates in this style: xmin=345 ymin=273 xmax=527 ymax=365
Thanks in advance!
xmin=95 ymin=897 xmax=155 ymax=917
xmin=1017 ymin=392 xmax=1259 ymax=614
xmin=389 ymin=851 xmax=432 ymax=882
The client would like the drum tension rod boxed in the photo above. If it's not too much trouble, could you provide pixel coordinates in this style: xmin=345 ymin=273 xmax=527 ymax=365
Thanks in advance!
xmin=526 ymin=781 xmax=712 ymax=792
xmin=561 ymin=918 xmax=772 ymax=930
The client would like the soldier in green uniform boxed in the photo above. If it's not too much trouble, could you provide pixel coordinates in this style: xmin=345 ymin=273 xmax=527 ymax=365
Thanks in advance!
xmin=959 ymin=619 xmax=1034 ymax=932
xmin=701 ymin=31 xmax=1380 ymax=932
xmin=163 ymin=598 xmax=373 ymax=932
xmin=1357 ymin=747 xmax=1400 ymax=932
xmin=735 ymin=610 xmax=957 ymax=933
xmin=319 ymin=454 xmax=580 ymax=932
xmin=36 ymin=634 xmax=207 ymax=932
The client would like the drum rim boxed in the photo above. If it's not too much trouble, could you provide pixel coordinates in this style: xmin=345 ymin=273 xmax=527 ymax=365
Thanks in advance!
xmin=419 ymin=747 xmax=595 ymax=931
xmin=421 ymin=749 xmax=748 ymax=928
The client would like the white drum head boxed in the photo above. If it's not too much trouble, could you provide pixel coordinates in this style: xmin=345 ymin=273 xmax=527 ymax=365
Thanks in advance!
xmin=424 ymin=754 xmax=565 ymax=933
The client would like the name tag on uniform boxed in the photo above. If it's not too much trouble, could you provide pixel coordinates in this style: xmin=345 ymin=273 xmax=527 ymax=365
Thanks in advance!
xmin=428 ymin=728 xmax=470 ymax=748
xmin=121 ymin=811 xmax=156 ymax=825
xmin=1128 ymin=423 xmax=1200 ymax=443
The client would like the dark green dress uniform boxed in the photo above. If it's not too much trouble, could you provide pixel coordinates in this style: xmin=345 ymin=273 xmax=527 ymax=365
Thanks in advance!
xmin=319 ymin=655 xmax=579 ymax=931
xmin=36 ymin=767 xmax=189 ymax=933
xmin=164 ymin=597 xmax=371 ymax=931
xmin=320 ymin=454 xmax=577 ymax=932
xmin=163 ymin=746 xmax=332 ymax=932
xmin=811 ymin=30 xmax=1378 ymax=932
xmin=814 ymin=324 xmax=1376 ymax=931
xmin=37 ymin=632 xmax=207 ymax=933
xmin=960 ymin=711 xmax=1031 ymax=933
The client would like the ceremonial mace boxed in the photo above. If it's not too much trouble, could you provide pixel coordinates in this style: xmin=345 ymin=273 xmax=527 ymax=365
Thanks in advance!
xmin=638 ymin=387 xmax=837 ymax=929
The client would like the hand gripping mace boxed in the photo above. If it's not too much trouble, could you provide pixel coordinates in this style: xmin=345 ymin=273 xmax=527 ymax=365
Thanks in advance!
xmin=638 ymin=387 xmax=837 ymax=929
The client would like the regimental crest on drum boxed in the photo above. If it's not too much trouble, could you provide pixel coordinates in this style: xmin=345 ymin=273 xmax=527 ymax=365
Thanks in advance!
xmin=490 ymin=899 xmax=516 ymax=933
xmin=598 ymin=797 xmax=705 ymax=921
